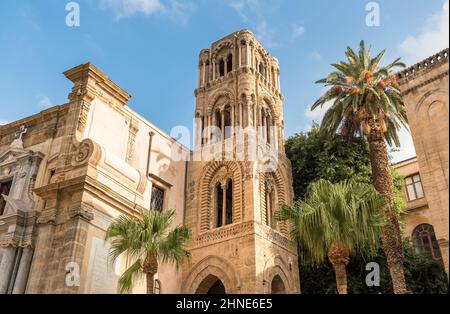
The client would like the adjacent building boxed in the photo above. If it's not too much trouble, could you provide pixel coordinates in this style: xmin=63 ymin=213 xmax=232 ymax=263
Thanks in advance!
xmin=397 ymin=48 xmax=449 ymax=272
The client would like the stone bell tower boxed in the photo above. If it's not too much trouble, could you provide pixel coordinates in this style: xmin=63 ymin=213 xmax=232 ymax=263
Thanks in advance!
xmin=182 ymin=30 xmax=300 ymax=294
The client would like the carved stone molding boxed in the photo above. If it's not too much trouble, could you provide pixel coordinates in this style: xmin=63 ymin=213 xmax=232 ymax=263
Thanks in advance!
xmin=195 ymin=221 xmax=254 ymax=248
xmin=126 ymin=120 xmax=139 ymax=163
xmin=69 ymin=203 xmax=94 ymax=221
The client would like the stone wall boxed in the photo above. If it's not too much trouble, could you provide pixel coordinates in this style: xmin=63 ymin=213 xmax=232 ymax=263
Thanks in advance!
xmin=398 ymin=48 xmax=449 ymax=272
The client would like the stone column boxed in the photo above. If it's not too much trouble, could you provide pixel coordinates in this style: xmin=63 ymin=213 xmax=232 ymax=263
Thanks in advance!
xmin=222 ymin=183 xmax=227 ymax=225
xmin=0 ymin=247 xmax=16 ymax=294
xmin=239 ymin=45 xmax=242 ymax=67
xmin=239 ymin=103 xmax=243 ymax=127
xmin=246 ymin=43 xmax=251 ymax=67
xmin=12 ymin=248 xmax=34 ymax=294
xmin=212 ymin=60 xmax=216 ymax=80
xmin=221 ymin=110 xmax=225 ymax=142
xmin=202 ymin=62 xmax=206 ymax=86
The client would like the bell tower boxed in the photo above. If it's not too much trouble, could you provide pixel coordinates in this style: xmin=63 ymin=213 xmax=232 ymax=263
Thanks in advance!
xmin=182 ymin=30 xmax=300 ymax=294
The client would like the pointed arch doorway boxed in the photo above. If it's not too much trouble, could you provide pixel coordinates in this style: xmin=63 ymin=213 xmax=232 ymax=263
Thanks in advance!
xmin=271 ymin=275 xmax=286 ymax=294
xmin=195 ymin=275 xmax=226 ymax=294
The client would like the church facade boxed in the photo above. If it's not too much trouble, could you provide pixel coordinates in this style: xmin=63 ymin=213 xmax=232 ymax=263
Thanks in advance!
xmin=0 ymin=30 xmax=299 ymax=294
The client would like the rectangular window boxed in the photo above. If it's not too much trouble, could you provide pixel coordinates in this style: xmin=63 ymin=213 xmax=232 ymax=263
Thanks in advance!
xmin=405 ymin=174 xmax=425 ymax=201
xmin=150 ymin=185 xmax=165 ymax=212
xmin=0 ymin=180 xmax=13 ymax=216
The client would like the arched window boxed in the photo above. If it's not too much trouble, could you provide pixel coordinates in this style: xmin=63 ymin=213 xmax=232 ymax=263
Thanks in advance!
xmin=224 ymin=105 xmax=232 ymax=139
xmin=214 ymin=179 xmax=233 ymax=228
xmin=219 ymin=59 xmax=225 ymax=77
xmin=214 ymin=109 xmax=222 ymax=143
xmin=265 ymin=184 xmax=276 ymax=227
xmin=259 ymin=63 xmax=265 ymax=76
xmin=215 ymin=183 xmax=224 ymax=228
xmin=412 ymin=224 xmax=442 ymax=261
xmin=226 ymin=179 xmax=233 ymax=225
xmin=227 ymin=54 xmax=233 ymax=73
xmin=154 ymin=279 xmax=161 ymax=294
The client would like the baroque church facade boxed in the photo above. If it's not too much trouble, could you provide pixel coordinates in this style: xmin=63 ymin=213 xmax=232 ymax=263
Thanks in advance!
xmin=0 ymin=30 xmax=300 ymax=294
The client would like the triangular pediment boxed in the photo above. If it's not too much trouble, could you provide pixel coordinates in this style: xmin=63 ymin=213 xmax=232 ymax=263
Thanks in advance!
xmin=0 ymin=148 xmax=42 ymax=166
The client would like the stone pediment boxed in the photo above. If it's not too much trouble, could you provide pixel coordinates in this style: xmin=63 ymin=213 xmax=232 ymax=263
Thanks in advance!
xmin=0 ymin=148 xmax=40 ymax=167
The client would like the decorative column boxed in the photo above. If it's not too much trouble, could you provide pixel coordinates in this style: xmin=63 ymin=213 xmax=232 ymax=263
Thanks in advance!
xmin=221 ymin=110 xmax=225 ymax=142
xmin=222 ymin=182 xmax=227 ymax=226
xmin=246 ymin=43 xmax=251 ymax=67
xmin=202 ymin=62 xmax=206 ymax=86
xmin=212 ymin=60 xmax=216 ymax=80
xmin=239 ymin=44 xmax=242 ymax=67
xmin=12 ymin=248 xmax=34 ymax=294
xmin=0 ymin=247 xmax=17 ymax=293
xmin=239 ymin=103 xmax=243 ymax=127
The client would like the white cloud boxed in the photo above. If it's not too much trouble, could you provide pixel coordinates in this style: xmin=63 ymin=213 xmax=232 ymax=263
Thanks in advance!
xmin=309 ymin=51 xmax=322 ymax=61
xmin=291 ymin=24 xmax=305 ymax=39
xmin=100 ymin=0 xmax=194 ymax=22
xmin=38 ymin=96 xmax=53 ymax=109
xmin=398 ymin=0 xmax=449 ymax=65
xmin=0 ymin=119 xmax=10 ymax=126
xmin=389 ymin=126 xmax=417 ymax=163
xmin=228 ymin=0 xmax=279 ymax=48
xmin=304 ymin=99 xmax=332 ymax=121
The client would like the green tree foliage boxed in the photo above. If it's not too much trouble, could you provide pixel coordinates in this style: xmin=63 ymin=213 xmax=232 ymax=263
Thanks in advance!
xmin=285 ymin=124 xmax=371 ymax=199
xmin=300 ymin=241 xmax=449 ymax=294
xmin=285 ymin=126 xmax=447 ymax=293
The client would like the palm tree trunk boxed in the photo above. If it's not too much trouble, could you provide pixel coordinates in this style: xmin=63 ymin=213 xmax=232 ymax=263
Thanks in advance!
xmin=332 ymin=262 xmax=348 ymax=294
xmin=143 ymin=254 xmax=158 ymax=294
xmin=146 ymin=273 xmax=155 ymax=294
xmin=328 ymin=241 xmax=350 ymax=294
xmin=367 ymin=120 xmax=408 ymax=294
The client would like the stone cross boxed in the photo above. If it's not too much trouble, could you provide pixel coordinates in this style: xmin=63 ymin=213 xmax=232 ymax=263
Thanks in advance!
xmin=14 ymin=125 xmax=28 ymax=140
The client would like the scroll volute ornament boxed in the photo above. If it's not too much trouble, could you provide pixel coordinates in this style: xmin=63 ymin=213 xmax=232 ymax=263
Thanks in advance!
xmin=73 ymin=138 xmax=101 ymax=166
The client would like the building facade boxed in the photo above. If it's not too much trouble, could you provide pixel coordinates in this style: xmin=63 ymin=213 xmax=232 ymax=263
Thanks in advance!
xmin=397 ymin=48 xmax=449 ymax=272
xmin=394 ymin=157 xmax=444 ymax=266
xmin=0 ymin=30 xmax=299 ymax=294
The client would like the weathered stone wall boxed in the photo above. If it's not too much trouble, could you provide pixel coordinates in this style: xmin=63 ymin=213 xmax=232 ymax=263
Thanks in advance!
xmin=398 ymin=48 xmax=449 ymax=272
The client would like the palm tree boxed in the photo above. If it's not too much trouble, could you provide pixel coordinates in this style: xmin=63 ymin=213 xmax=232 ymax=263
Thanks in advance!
xmin=106 ymin=209 xmax=191 ymax=294
xmin=275 ymin=179 xmax=386 ymax=294
xmin=311 ymin=41 xmax=409 ymax=293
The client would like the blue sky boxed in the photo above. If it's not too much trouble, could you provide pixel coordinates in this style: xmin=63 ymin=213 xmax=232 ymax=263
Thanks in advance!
xmin=0 ymin=0 xmax=448 ymax=162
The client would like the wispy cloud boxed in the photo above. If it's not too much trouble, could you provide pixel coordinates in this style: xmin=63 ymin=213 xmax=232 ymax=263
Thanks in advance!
xmin=38 ymin=96 xmax=53 ymax=109
xmin=304 ymin=100 xmax=332 ymax=121
xmin=398 ymin=0 xmax=449 ymax=65
xmin=228 ymin=0 xmax=280 ymax=48
xmin=389 ymin=126 xmax=417 ymax=163
xmin=309 ymin=51 xmax=322 ymax=61
xmin=0 ymin=119 xmax=10 ymax=126
xmin=99 ymin=0 xmax=195 ymax=23
xmin=291 ymin=23 xmax=305 ymax=40
xmin=19 ymin=5 xmax=41 ymax=32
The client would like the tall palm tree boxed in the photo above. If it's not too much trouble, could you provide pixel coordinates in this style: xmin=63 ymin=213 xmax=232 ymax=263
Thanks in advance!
xmin=275 ymin=179 xmax=386 ymax=294
xmin=311 ymin=41 xmax=409 ymax=293
xmin=106 ymin=209 xmax=191 ymax=294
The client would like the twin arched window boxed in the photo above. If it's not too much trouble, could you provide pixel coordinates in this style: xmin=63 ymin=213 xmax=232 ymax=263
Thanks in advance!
xmin=217 ymin=54 xmax=233 ymax=77
xmin=412 ymin=224 xmax=442 ymax=261
xmin=215 ymin=179 xmax=233 ymax=228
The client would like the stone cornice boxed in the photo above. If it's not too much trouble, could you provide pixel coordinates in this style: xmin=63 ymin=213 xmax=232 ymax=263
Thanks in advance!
xmin=64 ymin=62 xmax=131 ymax=107
xmin=400 ymin=70 xmax=449 ymax=96
xmin=398 ymin=48 xmax=449 ymax=83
